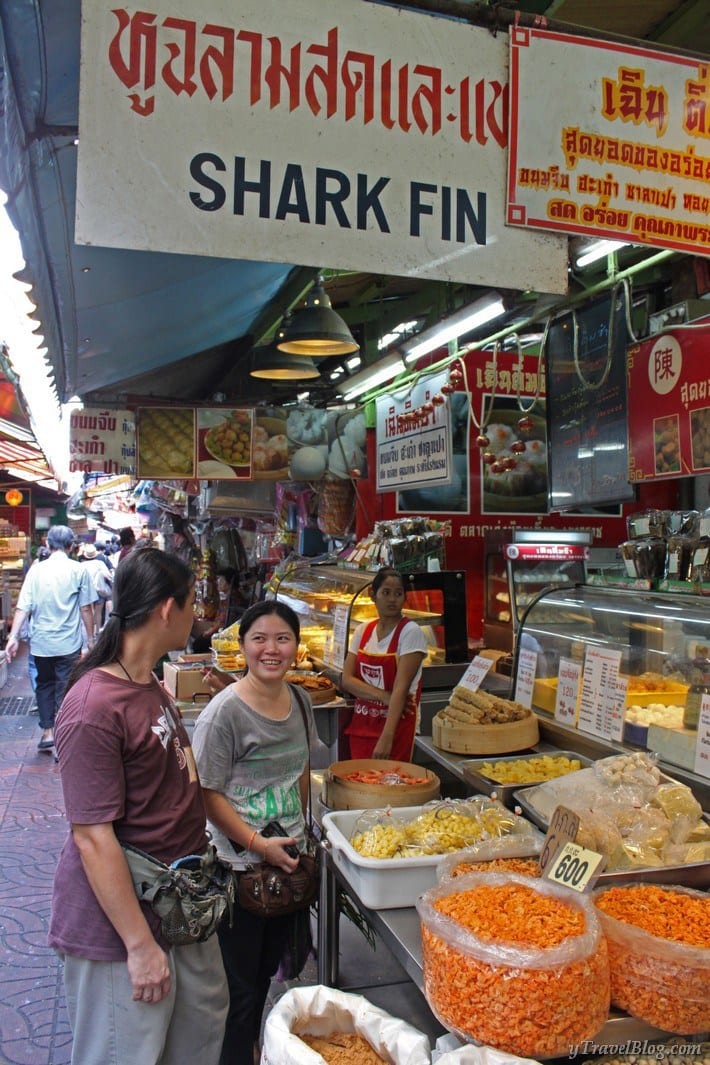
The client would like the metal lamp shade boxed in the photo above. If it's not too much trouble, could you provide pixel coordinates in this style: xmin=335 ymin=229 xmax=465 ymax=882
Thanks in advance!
xmin=249 ymin=347 xmax=320 ymax=380
xmin=276 ymin=283 xmax=359 ymax=356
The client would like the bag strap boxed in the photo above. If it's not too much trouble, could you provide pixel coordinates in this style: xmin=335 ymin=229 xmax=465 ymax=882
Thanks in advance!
xmin=289 ymin=683 xmax=313 ymax=827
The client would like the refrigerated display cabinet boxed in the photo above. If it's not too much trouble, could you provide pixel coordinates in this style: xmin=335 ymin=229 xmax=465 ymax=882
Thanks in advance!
xmin=483 ymin=529 xmax=591 ymax=652
xmin=515 ymin=582 xmax=710 ymax=807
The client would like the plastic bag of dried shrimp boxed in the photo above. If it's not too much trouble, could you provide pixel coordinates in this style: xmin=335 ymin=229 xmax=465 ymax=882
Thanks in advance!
xmin=416 ymin=872 xmax=609 ymax=1059
xmin=436 ymin=830 xmax=545 ymax=882
xmin=594 ymin=882 xmax=710 ymax=1034
xmin=261 ymin=984 xmax=430 ymax=1064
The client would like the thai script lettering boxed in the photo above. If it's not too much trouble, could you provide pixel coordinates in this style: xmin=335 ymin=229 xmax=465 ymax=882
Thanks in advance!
xmin=107 ymin=10 xmax=508 ymax=147
xmin=683 ymin=192 xmax=710 ymax=214
xmin=474 ymin=363 xmax=546 ymax=395
xmin=631 ymin=211 xmax=710 ymax=245
xmin=70 ymin=411 xmax=118 ymax=432
xmin=517 ymin=166 xmax=569 ymax=191
xmin=683 ymin=64 xmax=710 ymax=139
xmin=562 ymin=126 xmax=710 ymax=182
xmin=681 ymin=379 xmax=710 ymax=407
xmin=601 ymin=66 xmax=669 ymax=137
xmin=625 ymin=183 xmax=677 ymax=210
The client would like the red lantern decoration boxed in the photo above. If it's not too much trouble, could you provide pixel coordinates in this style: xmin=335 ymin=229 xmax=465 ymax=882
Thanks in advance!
xmin=475 ymin=434 xmax=490 ymax=448
xmin=518 ymin=415 xmax=534 ymax=433
xmin=440 ymin=382 xmax=455 ymax=396
xmin=482 ymin=451 xmax=496 ymax=466
xmin=431 ymin=393 xmax=446 ymax=407
xmin=511 ymin=440 xmax=527 ymax=454
xmin=449 ymin=367 xmax=463 ymax=385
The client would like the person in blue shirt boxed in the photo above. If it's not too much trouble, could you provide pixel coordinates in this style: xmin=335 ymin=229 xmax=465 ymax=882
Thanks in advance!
xmin=5 ymin=525 xmax=96 ymax=751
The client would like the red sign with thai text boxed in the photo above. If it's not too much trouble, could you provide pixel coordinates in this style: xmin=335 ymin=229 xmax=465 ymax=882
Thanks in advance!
xmin=627 ymin=319 xmax=710 ymax=481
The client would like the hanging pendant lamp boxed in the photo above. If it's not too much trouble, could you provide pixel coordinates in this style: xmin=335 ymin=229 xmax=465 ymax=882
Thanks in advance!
xmin=249 ymin=345 xmax=320 ymax=380
xmin=276 ymin=279 xmax=359 ymax=356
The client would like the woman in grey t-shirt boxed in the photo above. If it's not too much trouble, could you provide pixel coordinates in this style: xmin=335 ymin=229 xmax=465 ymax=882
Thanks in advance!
xmin=192 ymin=601 xmax=315 ymax=1065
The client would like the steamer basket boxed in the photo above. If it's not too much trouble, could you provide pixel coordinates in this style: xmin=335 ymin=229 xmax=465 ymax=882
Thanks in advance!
xmin=322 ymin=758 xmax=440 ymax=810
xmin=432 ymin=713 xmax=539 ymax=755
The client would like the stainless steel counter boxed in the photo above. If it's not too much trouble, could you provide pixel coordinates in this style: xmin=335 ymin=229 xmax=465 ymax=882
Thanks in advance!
xmin=316 ymin=837 xmax=683 ymax=1053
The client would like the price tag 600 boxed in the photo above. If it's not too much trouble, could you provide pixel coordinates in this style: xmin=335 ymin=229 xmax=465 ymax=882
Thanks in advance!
xmin=545 ymin=841 xmax=605 ymax=893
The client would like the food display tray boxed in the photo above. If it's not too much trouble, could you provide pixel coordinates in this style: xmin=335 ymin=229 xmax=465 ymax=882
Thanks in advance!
xmin=323 ymin=806 xmax=443 ymax=909
xmin=460 ymin=750 xmax=592 ymax=808
xmin=533 ymin=677 xmax=688 ymax=715
xmin=512 ymin=777 xmax=710 ymax=889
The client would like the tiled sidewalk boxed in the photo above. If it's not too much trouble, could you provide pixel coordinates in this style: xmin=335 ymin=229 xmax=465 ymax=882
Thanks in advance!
xmin=0 ymin=710 xmax=72 ymax=1065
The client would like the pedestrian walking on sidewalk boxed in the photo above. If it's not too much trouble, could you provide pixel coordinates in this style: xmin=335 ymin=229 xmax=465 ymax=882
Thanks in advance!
xmin=48 ymin=548 xmax=228 ymax=1065
xmin=4 ymin=525 xmax=96 ymax=751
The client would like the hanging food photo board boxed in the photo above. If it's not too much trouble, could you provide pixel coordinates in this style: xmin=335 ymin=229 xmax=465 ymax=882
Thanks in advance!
xmin=627 ymin=318 xmax=710 ymax=482
xmin=546 ymin=292 xmax=635 ymax=510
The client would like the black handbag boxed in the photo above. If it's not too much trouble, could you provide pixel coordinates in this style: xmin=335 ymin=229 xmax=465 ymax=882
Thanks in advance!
xmin=235 ymin=685 xmax=320 ymax=919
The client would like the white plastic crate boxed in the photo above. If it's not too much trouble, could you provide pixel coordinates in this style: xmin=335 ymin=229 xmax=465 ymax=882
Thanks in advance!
xmin=322 ymin=805 xmax=443 ymax=910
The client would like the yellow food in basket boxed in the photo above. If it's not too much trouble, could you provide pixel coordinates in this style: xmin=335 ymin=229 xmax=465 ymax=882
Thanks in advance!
xmin=350 ymin=803 xmax=519 ymax=859
xmin=479 ymin=755 xmax=582 ymax=785
xmin=350 ymin=823 xmax=408 ymax=858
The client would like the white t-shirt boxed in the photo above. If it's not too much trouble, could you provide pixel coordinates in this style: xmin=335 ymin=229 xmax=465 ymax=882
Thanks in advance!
xmin=348 ymin=619 xmax=427 ymax=695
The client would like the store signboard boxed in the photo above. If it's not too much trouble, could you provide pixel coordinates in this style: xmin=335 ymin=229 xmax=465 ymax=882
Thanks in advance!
xmin=507 ymin=28 xmax=710 ymax=256
xmin=627 ymin=322 xmax=710 ymax=482
xmin=376 ymin=371 xmax=453 ymax=494
xmin=76 ymin=0 xmax=567 ymax=291
xmin=69 ymin=408 xmax=136 ymax=477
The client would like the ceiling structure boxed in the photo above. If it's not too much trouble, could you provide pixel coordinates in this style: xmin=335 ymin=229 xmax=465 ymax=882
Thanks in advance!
xmin=0 ymin=0 xmax=709 ymax=421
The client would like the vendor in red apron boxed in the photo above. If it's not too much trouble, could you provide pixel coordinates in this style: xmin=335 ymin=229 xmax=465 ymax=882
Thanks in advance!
xmin=341 ymin=567 xmax=427 ymax=760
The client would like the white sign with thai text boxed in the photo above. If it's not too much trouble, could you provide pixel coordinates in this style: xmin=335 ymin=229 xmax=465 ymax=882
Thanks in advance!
xmin=375 ymin=372 xmax=452 ymax=493
xmin=69 ymin=408 xmax=136 ymax=477
xmin=76 ymin=0 xmax=567 ymax=290
xmin=508 ymin=28 xmax=710 ymax=256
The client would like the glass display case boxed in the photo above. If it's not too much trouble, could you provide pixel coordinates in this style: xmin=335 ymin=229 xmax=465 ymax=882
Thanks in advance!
xmin=515 ymin=583 xmax=710 ymax=805
xmin=269 ymin=564 xmax=468 ymax=683
xmin=484 ymin=529 xmax=590 ymax=652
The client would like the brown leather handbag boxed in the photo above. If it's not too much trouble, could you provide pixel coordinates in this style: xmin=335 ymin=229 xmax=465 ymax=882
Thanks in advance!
xmin=234 ymin=685 xmax=320 ymax=918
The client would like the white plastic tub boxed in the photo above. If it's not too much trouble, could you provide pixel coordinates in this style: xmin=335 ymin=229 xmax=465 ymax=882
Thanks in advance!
xmin=322 ymin=806 xmax=442 ymax=910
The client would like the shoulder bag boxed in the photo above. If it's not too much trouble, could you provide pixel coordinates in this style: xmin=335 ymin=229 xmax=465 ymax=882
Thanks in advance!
xmin=122 ymin=841 xmax=235 ymax=946
xmin=235 ymin=684 xmax=320 ymax=918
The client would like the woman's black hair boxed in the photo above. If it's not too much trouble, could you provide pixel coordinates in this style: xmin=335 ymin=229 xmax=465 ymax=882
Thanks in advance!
xmin=66 ymin=549 xmax=194 ymax=690
xmin=238 ymin=599 xmax=300 ymax=643
xmin=370 ymin=566 xmax=405 ymax=595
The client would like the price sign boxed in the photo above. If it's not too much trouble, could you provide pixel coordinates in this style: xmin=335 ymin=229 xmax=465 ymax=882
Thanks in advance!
xmin=607 ymin=675 xmax=628 ymax=742
xmin=458 ymin=655 xmax=494 ymax=693
xmin=515 ymin=648 xmax=538 ymax=708
xmin=545 ymin=841 xmax=606 ymax=893
xmin=328 ymin=604 xmax=350 ymax=669
xmin=693 ymin=695 xmax=710 ymax=779
xmin=577 ymin=647 xmax=622 ymax=738
xmin=539 ymin=805 xmax=580 ymax=876
xmin=554 ymin=657 xmax=582 ymax=726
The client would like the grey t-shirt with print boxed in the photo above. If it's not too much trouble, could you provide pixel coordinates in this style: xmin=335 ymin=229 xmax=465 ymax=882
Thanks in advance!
xmin=192 ymin=685 xmax=315 ymax=869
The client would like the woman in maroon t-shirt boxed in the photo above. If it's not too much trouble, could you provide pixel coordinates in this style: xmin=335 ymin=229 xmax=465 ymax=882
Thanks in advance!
xmin=49 ymin=549 xmax=228 ymax=1065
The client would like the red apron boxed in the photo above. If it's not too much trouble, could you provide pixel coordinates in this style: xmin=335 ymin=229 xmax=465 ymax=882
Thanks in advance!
xmin=345 ymin=618 xmax=421 ymax=761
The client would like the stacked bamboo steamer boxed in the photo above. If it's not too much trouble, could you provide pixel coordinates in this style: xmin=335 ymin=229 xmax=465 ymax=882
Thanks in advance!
xmin=432 ymin=686 xmax=539 ymax=754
